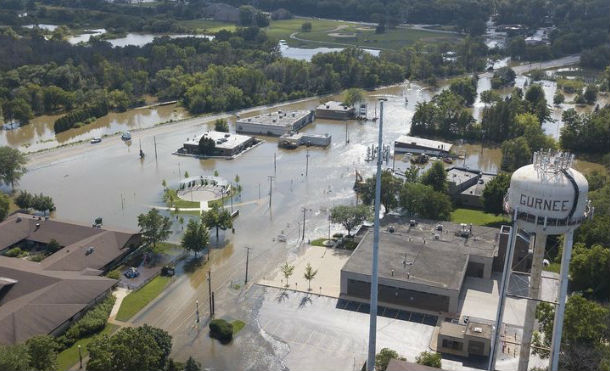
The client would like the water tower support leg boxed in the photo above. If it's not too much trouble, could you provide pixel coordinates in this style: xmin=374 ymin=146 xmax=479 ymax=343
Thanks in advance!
xmin=549 ymin=230 xmax=574 ymax=371
xmin=518 ymin=233 xmax=547 ymax=371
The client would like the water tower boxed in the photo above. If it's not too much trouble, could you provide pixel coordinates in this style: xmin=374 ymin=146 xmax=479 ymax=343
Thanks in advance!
xmin=488 ymin=150 xmax=592 ymax=371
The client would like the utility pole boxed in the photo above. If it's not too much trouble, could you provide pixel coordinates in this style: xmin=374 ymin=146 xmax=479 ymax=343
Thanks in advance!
xmin=153 ymin=136 xmax=158 ymax=161
xmin=328 ymin=213 xmax=332 ymax=242
xmin=78 ymin=345 xmax=82 ymax=369
xmin=305 ymin=147 xmax=310 ymax=177
xmin=207 ymin=271 xmax=212 ymax=318
xmin=267 ymin=176 xmax=275 ymax=209
xmin=301 ymin=207 xmax=307 ymax=241
xmin=244 ymin=246 xmax=251 ymax=284
xmin=345 ymin=122 xmax=349 ymax=144
xmin=367 ymin=98 xmax=386 ymax=371
xmin=178 ymin=162 xmax=181 ymax=180
xmin=120 ymin=193 xmax=124 ymax=210
xmin=274 ymin=152 xmax=277 ymax=176
xmin=196 ymin=300 xmax=200 ymax=324
xmin=211 ymin=292 xmax=215 ymax=317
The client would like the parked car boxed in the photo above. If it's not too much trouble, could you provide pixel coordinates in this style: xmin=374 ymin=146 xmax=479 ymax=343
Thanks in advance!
xmin=124 ymin=267 xmax=139 ymax=278
xmin=90 ymin=137 xmax=102 ymax=144
xmin=161 ymin=265 xmax=175 ymax=277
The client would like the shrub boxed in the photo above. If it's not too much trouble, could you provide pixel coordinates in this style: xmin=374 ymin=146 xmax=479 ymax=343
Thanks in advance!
xmin=62 ymin=295 xmax=116 ymax=349
xmin=209 ymin=319 xmax=233 ymax=343
xmin=4 ymin=247 xmax=23 ymax=257
xmin=106 ymin=269 xmax=121 ymax=280
xmin=30 ymin=254 xmax=45 ymax=262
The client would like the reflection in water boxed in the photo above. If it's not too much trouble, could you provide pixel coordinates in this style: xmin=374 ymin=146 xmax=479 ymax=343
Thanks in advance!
xmin=278 ymin=40 xmax=380 ymax=62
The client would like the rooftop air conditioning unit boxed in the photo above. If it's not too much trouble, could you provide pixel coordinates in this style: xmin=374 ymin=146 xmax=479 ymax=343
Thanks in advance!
xmin=85 ymin=246 xmax=95 ymax=255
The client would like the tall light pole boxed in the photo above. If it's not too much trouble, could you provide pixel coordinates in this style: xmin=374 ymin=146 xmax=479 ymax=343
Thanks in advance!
xmin=367 ymin=98 xmax=386 ymax=371
xmin=196 ymin=300 xmax=200 ymax=324
xmin=244 ymin=246 xmax=251 ymax=284
xmin=301 ymin=207 xmax=308 ymax=241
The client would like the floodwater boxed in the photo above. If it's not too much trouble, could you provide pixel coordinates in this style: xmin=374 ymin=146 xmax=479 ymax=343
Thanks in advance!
xmin=0 ymin=104 xmax=186 ymax=151
xmin=278 ymin=40 xmax=381 ymax=61
xmin=104 ymin=33 xmax=214 ymax=48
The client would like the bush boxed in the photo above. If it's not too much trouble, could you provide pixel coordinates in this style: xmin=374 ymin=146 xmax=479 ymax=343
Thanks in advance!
xmin=106 ymin=269 xmax=121 ymax=280
xmin=53 ymin=101 xmax=108 ymax=133
xmin=62 ymin=295 xmax=116 ymax=349
xmin=209 ymin=319 xmax=233 ymax=343
xmin=4 ymin=247 xmax=23 ymax=257
xmin=30 ymin=254 xmax=45 ymax=262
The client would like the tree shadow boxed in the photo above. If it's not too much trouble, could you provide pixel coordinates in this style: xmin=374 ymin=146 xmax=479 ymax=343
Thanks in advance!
xmin=275 ymin=290 xmax=289 ymax=303
xmin=184 ymin=255 xmax=205 ymax=273
xmin=298 ymin=295 xmax=312 ymax=309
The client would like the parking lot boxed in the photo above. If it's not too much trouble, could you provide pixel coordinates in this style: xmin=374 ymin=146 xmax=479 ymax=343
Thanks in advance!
xmin=336 ymin=299 xmax=439 ymax=326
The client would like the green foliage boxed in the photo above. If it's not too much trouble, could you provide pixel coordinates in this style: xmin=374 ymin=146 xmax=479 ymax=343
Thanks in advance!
xmin=343 ymin=88 xmax=364 ymax=107
xmin=560 ymin=107 xmax=610 ymax=154
xmin=116 ymin=276 xmax=171 ymax=322
xmin=570 ymin=245 xmax=610 ymax=301
xmin=557 ymin=78 xmax=585 ymax=94
xmin=62 ymin=295 xmax=115 ymax=348
xmin=47 ymin=239 xmax=61 ymax=253
xmin=375 ymin=348 xmax=405 ymax=371
xmin=416 ymin=351 xmax=441 ymax=368
xmin=209 ymin=319 xmax=233 ymax=344
xmin=198 ymin=136 xmax=216 ymax=155
xmin=53 ymin=101 xmax=108 ymax=133
xmin=15 ymin=190 xmax=33 ymax=209
xmin=0 ymin=343 xmax=30 ymax=371
xmin=491 ymin=67 xmax=516 ymax=89
xmin=31 ymin=193 xmax=55 ymax=214
xmin=26 ymin=335 xmax=58 ymax=371
xmin=482 ymin=173 xmax=511 ymax=215
xmin=420 ymin=161 xmax=447 ymax=193
xmin=501 ymin=137 xmax=531 ymax=172
xmin=480 ymin=90 xmax=501 ymax=104
xmin=4 ymin=247 xmax=24 ymax=257
xmin=301 ymin=22 xmax=312 ymax=32
xmin=449 ymin=76 xmax=477 ymax=106
xmin=0 ymin=146 xmax=27 ymax=189
xmin=281 ymin=262 xmax=295 ymax=286
xmin=303 ymin=262 xmax=318 ymax=291
xmin=214 ymin=118 xmax=229 ymax=132
xmin=356 ymin=170 xmax=403 ymax=212
xmin=137 ymin=208 xmax=173 ymax=250
xmin=201 ymin=205 xmax=233 ymax=243
xmin=184 ymin=357 xmax=201 ymax=371
xmin=399 ymin=182 xmax=452 ymax=220
xmin=181 ymin=219 xmax=209 ymax=257
xmin=585 ymin=170 xmax=607 ymax=192
xmin=2 ymin=98 xmax=33 ymax=124
xmin=553 ymin=91 xmax=565 ymax=105
xmin=87 ymin=325 xmax=172 ymax=371
xmin=330 ymin=204 xmax=370 ymax=236
xmin=0 ymin=192 xmax=9 ymax=222
xmin=583 ymin=85 xmax=598 ymax=105
xmin=411 ymin=90 xmax=478 ymax=140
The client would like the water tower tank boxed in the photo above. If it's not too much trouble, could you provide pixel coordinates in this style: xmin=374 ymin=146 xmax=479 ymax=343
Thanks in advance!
xmin=505 ymin=151 xmax=590 ymax=234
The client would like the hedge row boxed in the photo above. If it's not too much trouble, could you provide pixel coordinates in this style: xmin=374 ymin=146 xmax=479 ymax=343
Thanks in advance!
xmin=53 ymin=102 xmax=108 ymax=133
xmin=56 ymin=294 xmax=116 ymax=349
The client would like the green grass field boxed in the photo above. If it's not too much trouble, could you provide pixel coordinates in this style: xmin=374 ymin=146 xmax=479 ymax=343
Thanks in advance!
xmin=173 ymin=198 xmax=200 ymax=209
xmin=232 ymin=320 xmax=246 ymax=334
xmin=115 ymin=275 xmax=171 ymax=321
xmin=450 ymin=208 xmax=509 ymax=227
xmin=178 ymin=17 xmax=459 ymax=50
xmin=56 ymin=324 xmax=118 ymax=371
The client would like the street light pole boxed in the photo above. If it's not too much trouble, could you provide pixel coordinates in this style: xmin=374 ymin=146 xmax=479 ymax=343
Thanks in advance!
xmin=78 ymin=344 xmax=82 ymax=369
xmin=244 ymin=246 xmax=250 ymax=284
xmin=196 ymin=300 xmax=200 ymax=324
xmin=367 ymin=98 xmax=386 ymax=371
xmin=301 ymin=207 xmax=307 ymax=241
xmin=207 ymin=271 xmax=212 ymax=318
xmin=305 ymin=147 xmax=310 ymax=177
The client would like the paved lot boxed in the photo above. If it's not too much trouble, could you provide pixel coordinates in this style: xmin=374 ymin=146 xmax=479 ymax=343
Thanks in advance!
xmin=258 ymin=244 xmax=352 ymax=297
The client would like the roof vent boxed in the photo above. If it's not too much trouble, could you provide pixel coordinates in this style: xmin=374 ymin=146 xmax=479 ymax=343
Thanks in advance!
xmin=16 ymin=217 xmax=22 ymax=222
xmin=473 ymin=327 xmax=483 ymax=333
xmin=434 ymin=233 xmax=440 ymax=240
xmin=85 ymin=246 xmax=95 ymax=255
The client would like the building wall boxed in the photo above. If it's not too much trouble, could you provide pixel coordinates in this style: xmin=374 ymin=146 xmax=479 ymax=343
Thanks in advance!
xmin=437 ymin=335 xmax=469 ymax=357
xmin=316 ymin=108 xmax=354 ymax=120
xmin=236 ymin=122 xmax=287 ymax=136
xmin=467 ymin=254 xmax=493 ymax=280
xmin=394 ymin=143 xmax=450 ymax=156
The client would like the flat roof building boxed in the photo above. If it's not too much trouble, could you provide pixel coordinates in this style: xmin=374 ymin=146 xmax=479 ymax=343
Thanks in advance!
xmin=437 ymin=320 xmax=492 ymax=358
xmin=236 ymin=110 xmax=314 ymax=136
xmin=394 ymin=135 xmax=453 ymax=156
xmin=340 ymin=218 xmax=501 ymax=316
xmin=446 ymin=167 xmax=497 ymax=209
xmin=278 ymin=132 xmax=331 ymax=148
xmin=180 ymin=130 xmax=257 ymax=158
xmin=316 ymin=101 xmax=355 ymax=120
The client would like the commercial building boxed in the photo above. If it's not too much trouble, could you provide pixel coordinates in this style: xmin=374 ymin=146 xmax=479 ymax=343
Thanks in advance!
xmin=0 ymin=213 xmax=140 ymax=344
xmin=278 ymin=132 xmax=332 ymax=148
xmin=315 ymin=101 xmax=355 ymax=120
xmin=446 ymin=167 xmax=497 ymax=209
xmin=386 ymin=359 xmax=441 ymax=371
xmin=394 ymin=135 xmax=453 ymax=156
xmin=180 ymin=130 xmax=257 ymax=158
xmin=236 ymin=110 xmax=314 ymax=136
xmin=437 ymin=320 xmax=492 ymax=357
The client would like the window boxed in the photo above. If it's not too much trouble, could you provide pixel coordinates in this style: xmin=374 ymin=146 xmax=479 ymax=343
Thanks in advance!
xmin=442 ymin=339 xmax=463 ymax=351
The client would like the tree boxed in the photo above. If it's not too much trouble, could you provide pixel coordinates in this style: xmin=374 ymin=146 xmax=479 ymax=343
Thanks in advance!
xmin=491 ymin=67 xmax=516 ymax=89
xmin=416 ymin=351 xmax=441 ymax=368
xmin=26 ymin=335 xmax=57 ymax=371
xmin=585 ymin=170 xmax=607 ymax=192
xmin=330 ymin=205 xmax=370 ymax=236
xmin=449 ymin=77 xmax=477 ymax=106
xmin=357 ymin=170 xmax=402 ymax=212
xmin=214 ymin=119 xmax=229 ymax=132
xmin=482 ymin=173 xmax=511 ymax=215
xmin=584 ymin=85 xmax=598 ymax=105
xmin=15 ymin=190 xmax=33 ymax=209
xmin=201 ymin=205 xmax=232 ymax=243
xmin=553 ymin=91 xmax=565 ymax=105
xmin=0 ymin=193 xmax=9 ymax=222
xmin=501 ymin=137 xmax=531 ymax=172
xmin=47 ymin=239 xmax=61 ymax=253
xmin=182 ymin=219 xmax=209 ymax=257
xmin=184 ymin=357 xmax=201 ymax=371
xmin=281 ymin=262 xmax=295 ymax=287
xmin=480 ymin=90 xmax=501 ymax=104
xmin=31 ymin=193 xmax=55 ymax=215
xmin=404 ymin=167 xmax=420 ymax=183
xmin=198 ymin=136 xmax=216 ymax=155
xmin=0 ymin=343 xmax=30 ymax=371
xmin=137 ymin=209 xmax=173 ymax=251
xmin=87 ymin=325 xmax=172 ymax=371
xmin=421 ymin=161 xmax=447 ymax=193
xmin=399 ymin=183 xmax=452 ymax=220
xmin=303 ymin=262 xmax=318 ymax=291
xmin=375 ymin=348 xmax=405 ymax=371
xmin=570 ymin=245 xmax=610 ymax=301
xmin=0 ymin=146 xmax=27 ymax=190
xmin=301 ymin=22 xmax=312 ymax=32
xmin=343 ymin=88 xmax=364 ymax=107
xmin=2 ymin=98 xmax=33 ymax=124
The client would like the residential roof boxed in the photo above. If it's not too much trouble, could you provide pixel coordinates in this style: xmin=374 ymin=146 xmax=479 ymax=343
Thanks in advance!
xmin=0 ymin=257 xmax=116 ymax=344
xmin=387 ymin=359 xmax=442 ymax=371
xmin=395 ymin=135 xmax=453 ymax=152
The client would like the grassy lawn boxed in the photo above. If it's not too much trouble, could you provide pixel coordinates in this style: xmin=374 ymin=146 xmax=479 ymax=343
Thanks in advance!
xmin=173 ymin=198 xmax=200 ymax=209
xmin=56 ymin=324 xmax=118 ymax=371
xmin=115 ymin=276 xmax=171 ymax=321
xmin=310 ymin=237 xmax=329 ymax=247
xmin=232 ymin=320 xmax=246 ymax=334
xmin=450 ymin=208 xmax=509 ymax=227
xmin=177 ymin=19 xmax=237 ymax=33
xmin=266 ymin=18 xmax=460 ymax=50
